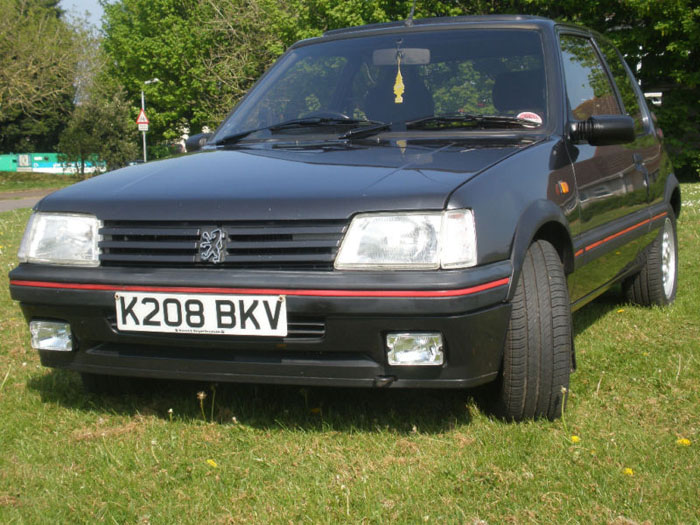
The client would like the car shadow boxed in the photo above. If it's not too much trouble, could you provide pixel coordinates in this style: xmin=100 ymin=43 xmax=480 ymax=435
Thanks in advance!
xmin=27 ymin=370 xmax=474 ymax=433
xmin=25 ymin=288 xmax=628 ymax=431
xmin=571 ymin=285 xmax=626 ymax=337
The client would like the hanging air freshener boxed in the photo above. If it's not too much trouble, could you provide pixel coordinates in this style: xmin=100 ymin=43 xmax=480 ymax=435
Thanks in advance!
xmin=394 ymin=54 xmax=405 ymax=104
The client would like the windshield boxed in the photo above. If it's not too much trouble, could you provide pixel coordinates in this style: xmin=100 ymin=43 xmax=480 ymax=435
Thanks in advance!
xmin=213 ymin=28 xmax=548 ymax=142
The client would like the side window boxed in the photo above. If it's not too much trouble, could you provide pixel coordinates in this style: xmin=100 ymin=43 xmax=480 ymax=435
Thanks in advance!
xmin=559 ymin=34 xmax=621 ymax=121
xmin=597 ymin=39 xmax=645 ymax=134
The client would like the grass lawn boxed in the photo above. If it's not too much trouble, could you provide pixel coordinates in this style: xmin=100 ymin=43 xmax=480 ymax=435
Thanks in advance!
xmin=1 ymin=186 xmax=699 ymax=523
xmin=0 ymin=171 xmax=82 ymax=194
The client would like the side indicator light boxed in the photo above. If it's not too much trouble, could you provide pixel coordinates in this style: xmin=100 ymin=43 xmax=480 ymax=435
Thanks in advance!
xmin=556 ymin=181 xmax=570 ymax=195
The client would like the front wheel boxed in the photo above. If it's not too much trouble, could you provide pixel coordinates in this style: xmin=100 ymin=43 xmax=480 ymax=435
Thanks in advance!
xmin=490 ymin=240 xmax=572 ymax=421
xmin=623 ymin=215 xmax=678 ymax=306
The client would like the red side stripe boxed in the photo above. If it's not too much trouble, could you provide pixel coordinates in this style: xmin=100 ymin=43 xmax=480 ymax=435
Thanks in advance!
xmin=9 ymin=277 xmax=510 ymax=298
xmin=575 ymin=211 xmax=667 ymax=257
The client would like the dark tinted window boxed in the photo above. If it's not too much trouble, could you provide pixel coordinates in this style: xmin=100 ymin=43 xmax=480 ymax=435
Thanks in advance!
xmin=559 ymin=34 xmax=620 ymax=120
xmin=597 ymin=39 xmax=645 ymax=133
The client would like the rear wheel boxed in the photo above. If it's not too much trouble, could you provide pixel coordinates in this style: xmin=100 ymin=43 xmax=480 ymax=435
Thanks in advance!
xmin=490 ymin=240 xmax=572 ymax=421
xmin=623 ymin=215 xmax=677 ymax=306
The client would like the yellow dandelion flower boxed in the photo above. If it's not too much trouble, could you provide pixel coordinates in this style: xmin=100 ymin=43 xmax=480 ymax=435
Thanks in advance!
xmin=623 ymin=467 xmax=634 ymax=476
xmin=571 ymin=435 xmax=581 ymax=444
xmin=197 ymin=391 xmax=207 ymax=401
xmin=617 ymin=309 xmax=625 ymax=313
xmin=676 ymin=438 xmax=691 ymax=447
xmin=206 ymin=459 xmax=218 ymax=468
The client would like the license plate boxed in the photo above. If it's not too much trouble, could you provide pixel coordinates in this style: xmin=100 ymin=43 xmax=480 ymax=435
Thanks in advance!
xmin=115 ymin=292 xmax=287 ymax=337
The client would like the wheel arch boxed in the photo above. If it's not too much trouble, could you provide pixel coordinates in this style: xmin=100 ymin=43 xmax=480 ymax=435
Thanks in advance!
xmin=507 ymin=199 xmax=574 ymax=301
xmin=665 ymin=172 xmax=681 ymax=219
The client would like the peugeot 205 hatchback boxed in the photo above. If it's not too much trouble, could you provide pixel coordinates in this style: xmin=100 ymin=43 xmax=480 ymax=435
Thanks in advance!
xmin=10 ymin=16 xmax=679 ymax=421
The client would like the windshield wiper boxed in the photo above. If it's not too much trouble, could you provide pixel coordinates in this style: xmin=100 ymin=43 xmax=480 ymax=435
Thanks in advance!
xmin=270 ymin=116 xmax=375 ymax=130
xmin=339 ymin=121 xmax=391 ymax=140
xmin=215 ymin=117 xmax=386 ymax=146
xmin=406 ymin=114 xmax=541 ymax=130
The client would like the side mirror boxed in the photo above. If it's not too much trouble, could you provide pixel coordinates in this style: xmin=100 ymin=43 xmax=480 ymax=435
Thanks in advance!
xmin=569 ymin=115 xmax=635 ymax=146
xmin=185 ymin=132 xmax=213 ymax=152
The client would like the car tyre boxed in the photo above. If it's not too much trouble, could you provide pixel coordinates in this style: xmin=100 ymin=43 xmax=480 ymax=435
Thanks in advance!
xmin=490 ymin=240 xmax=572 ymax=421
xmin=623 ymin=215 xmax=677 ymax=306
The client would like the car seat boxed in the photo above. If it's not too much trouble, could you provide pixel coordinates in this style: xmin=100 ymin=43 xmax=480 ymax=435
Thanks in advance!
xmin=492 ymin=69 xmax=546 ymax=117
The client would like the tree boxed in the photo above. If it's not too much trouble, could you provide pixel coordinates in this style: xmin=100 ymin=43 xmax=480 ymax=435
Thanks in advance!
xmin=58 ymin=23 xmax=139 ymax=174
xmin=101 ymin=0 xmax=220 ymax=146
xmin=194 ymin=0 xmax=294 ymax=124
xmin=99 ymin=0 xmax=698 ymax=177
xmin=0 ymin=0 xmax=78 ymax=122
xmin=0 ymin=0 xmax=81 ymax=152
xmin=0 ymin=93 xmax=74 ymax=153
xmin=58 ymin=83 xmax=139 ymax=175
xmin=618 ymin=1 xmax=700 ymax=179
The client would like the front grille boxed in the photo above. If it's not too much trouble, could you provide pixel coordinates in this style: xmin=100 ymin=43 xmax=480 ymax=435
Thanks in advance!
xmin=99 ymin=220 xmax=347 ymax=270
xmin=108 ymin=315 xmax=326 ymax=341
xmin=286 ymin=318 xmax=326 ymax=339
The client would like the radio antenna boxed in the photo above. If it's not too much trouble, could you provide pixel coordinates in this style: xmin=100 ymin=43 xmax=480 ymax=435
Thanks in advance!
xmin=405 ymin=0 xmax=417 ymax=26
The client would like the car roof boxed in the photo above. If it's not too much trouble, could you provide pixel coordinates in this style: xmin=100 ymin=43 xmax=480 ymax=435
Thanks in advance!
xmin=288 ymin=15 xmax=566 ymax=49
xmin=324 ymin=15 xmax=555 ymax=37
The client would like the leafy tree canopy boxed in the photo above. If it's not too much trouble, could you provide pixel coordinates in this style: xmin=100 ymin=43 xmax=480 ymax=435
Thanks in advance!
xmin=0 ymin=0 xmax=80 ymax=152
xmin=96 ymin=0 xmax=699 ymax=177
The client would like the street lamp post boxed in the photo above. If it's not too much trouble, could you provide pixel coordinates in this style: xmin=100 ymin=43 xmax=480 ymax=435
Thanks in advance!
xmin=141 ymin=78 xmax=160 ymax=162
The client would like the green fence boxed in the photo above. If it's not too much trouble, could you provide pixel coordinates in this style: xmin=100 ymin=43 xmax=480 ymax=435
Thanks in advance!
xmin=0 ymin=153 xmax=105 ymax=174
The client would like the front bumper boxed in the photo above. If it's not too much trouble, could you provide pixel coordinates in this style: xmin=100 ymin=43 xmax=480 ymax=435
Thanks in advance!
xmin=9 ymin=261 xmax=512 ymax=388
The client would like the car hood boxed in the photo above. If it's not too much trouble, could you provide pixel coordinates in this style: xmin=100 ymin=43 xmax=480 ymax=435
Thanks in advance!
xmin=37 ymin=140 xmax=531 ymax=220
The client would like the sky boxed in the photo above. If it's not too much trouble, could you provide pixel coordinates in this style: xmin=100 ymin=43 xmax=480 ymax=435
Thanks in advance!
xmin=61 ymin=0 xmax=104 ymax=27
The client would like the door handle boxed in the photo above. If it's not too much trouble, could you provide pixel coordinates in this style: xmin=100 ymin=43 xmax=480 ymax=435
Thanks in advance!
xmin=633 ymin=153 xmax=648 ymax=173
xmin=633 ymin=153 xmax=650 ymax=189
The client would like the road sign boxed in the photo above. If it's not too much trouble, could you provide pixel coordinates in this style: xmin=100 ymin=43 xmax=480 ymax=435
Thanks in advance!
xmin=138 ymin=123 xmax=149 ymax=131
xmin=136 ymin=109 xmax=149 ymax=125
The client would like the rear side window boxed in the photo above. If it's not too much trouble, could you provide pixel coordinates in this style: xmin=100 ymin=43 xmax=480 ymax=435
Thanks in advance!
xmin=596 ymin=39 xmax=646 ymax=134
xmin=559 ymin=34 xmax=620 ymax=120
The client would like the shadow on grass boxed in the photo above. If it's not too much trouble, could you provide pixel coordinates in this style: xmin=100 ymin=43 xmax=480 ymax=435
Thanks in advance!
xmin=25 ymin=287 xmax=631 ymax=432
xmin=27 ymin=370 xmax=474 ymax=433
xmin=572 ymin=285 xmax=627 ymax=338
xmin=24 ymin=287 xmax=635 ymax=432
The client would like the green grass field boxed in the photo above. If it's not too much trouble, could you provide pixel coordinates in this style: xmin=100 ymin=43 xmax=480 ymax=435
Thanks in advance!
xmin=1 ymin=186 xmax=699 ymax=523
xmin=0 ymin=171 xmax=81 ymax=194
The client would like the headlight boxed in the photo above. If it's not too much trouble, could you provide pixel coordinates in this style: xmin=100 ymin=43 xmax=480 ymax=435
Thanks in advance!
xmin=335 ymin=209 xmax=476 ymax=270
xmin=17 ymin=212 xmax=101 ymax=267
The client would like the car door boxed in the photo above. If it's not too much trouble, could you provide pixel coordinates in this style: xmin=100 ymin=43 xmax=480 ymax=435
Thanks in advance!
xmin=558 ymin=31 xmax=651 ymax=305
xmin=595 ymin=36 xmax=667 ymax=210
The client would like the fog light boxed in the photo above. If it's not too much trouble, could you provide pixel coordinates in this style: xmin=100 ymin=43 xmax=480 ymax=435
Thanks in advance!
xmin=29 ymin=321 xmax=73 ymax=351
xmin=386 ymin=332 xmax=444 ymax=366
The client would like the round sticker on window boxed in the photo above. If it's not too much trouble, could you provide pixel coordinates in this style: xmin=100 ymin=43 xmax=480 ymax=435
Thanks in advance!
xmin=516 ymin=112 xmax=543 ymax=125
